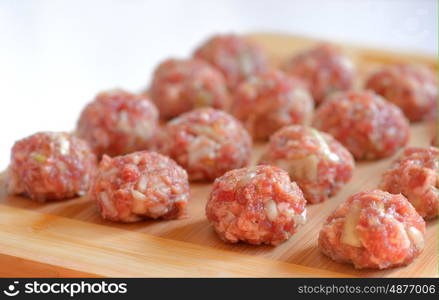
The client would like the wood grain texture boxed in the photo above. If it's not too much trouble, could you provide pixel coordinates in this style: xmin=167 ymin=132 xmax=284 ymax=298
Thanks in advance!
xmin=0 ymin=205 xmax=348 ymax=277
xmin=0 ymin=33 xmax=437 ymax=277
xmin=0 ymin=253 xmax=100 ymax=278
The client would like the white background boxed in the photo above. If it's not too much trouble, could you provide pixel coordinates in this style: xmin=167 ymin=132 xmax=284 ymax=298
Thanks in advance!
xmin=0 ymin=0 xmax=437 ymax=170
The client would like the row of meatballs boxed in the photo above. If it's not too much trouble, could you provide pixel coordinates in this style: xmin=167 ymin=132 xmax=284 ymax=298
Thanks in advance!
xmin=6 ymin=130 xmax=437 ymax=270
xmin=6 ymin=34 xmax=438 ymax=271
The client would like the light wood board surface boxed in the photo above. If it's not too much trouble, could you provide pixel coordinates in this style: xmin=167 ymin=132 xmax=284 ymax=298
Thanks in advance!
xmin=0 ymin=33 xmax=437 ymax=277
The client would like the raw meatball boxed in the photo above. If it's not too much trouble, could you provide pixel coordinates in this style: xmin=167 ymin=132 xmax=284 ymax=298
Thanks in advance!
xmin=282 ymin=43 xmax=355 ymax=104
xmin=380 ymin=147 xmax=438 ymax=219
xmin=231 ymin=70 xmax=314 ymax=140
xmin=150 ymin=58 xmax=231 ymax=119
xmin=8 ymin=132 xmax=97 ymax=201
xmin=313 ymin=91 xmax=410 ymax=160
xmin=90 ymin=151 xmax=189 ymax=223
xmin=155 ymin=108 xmax=252 ymax=181
xmin=259 ymin=125 xmax=354 ymax=204
xmin=76 ymin=89 xmax=159 ymax=158
xmin=206 ymin=165 xmax=307 ymax=245
xmin=193 ymin=34 xmax=268 ymax=89
xmin=365 ymin=64 xmax=437 ymax=122
xmin=319 ymin=190 xmax=425 ymax=269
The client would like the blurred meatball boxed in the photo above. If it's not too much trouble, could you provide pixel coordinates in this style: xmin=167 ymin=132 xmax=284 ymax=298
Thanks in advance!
xmin=76 ymin=89 xmax=158 ymax=157
xmin=313 ymin=91 xmax=410 ymax=160
xmin=194 ymin=34 xmax=268 ymax=89
xmin=365 ymin=64 xmax=437 ymax=122
xmin=282 ymin=43 xmax=355 ymax=104
xmin=150 ymin=58 xmax=230 ymax=119
xmin=231 ymin=70 xmax=314 ymax=140
xmin=155 ymin=108 xmax=252 ymax=181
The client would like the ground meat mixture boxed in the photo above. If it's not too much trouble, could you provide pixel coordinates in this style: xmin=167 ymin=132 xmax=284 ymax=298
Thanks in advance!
xmin=90 ymin=151 xmax=189 ymax=223
xmin=313 ymin=91 xmax=410 ymax=160
xmin=8 ymin=132 xmax=97 ymax=201
xmin=149 ymin=58 xmax=231 ymax=119
xmin=193 ymin=34 xmax=268 ymax=89
xmin=206 ymin=165 xmax=307 ymax=245
xmin=76 ymin=89 xmax=159 ymax=158
xmin=365 ymin=64 xmax=437 ymax=122
xmin=231 ymin=70 xmax=314 ymax=140
xmin=319 ymin=190 xmax=425 ymax=269
xmin=380 ymin=147 xmax=438 ymax=219
xmin=282 ymin=43 xmax=355 ymax=104
xmin=155 ymin=108 xmax=252 ymax=181
xmin=259 ymin=125 xmax=354 ymax=204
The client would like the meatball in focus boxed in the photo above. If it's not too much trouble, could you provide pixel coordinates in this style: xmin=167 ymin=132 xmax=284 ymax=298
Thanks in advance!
xmin=231 ymin=70 xmax=314 ymax=140
xmin=90 ymin=151 xmax=189 ymax=223
xmin=76 ymin=89 xmax=159 ymax=158
xmin=319 ymin=190 xmax=425 ymax=269
xmin=259 ymin=125 xmax=354 ymax=204
xmin=206 ymin=165 xmax=307 ymax=245
xmin=194 ymin=34 xmax=268 ymax=89
xmin=155 ymin=108 xmax=252 ymax=181
xmin=8 ymin=132 xmax=97 ymax=201
xmin=282 ymin=43 xmax=355 ymax=104
xmin=150 ymin=58 xmax=230 ymax=119
xmin=313 ymin=91 xmax=410 ymax=160
xmin=380 ymin=147 xmax=438 ymax=220
xmin=365 ymin=64 xmax=437 ymax=122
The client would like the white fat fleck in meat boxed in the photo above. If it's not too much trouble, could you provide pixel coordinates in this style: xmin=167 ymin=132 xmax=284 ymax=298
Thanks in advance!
xmin=265 ymin=199 xmax=278 ymax=221
xmin=198 ymin=110 xmax=211 ymax=122
xmin=371 ymin=200 xmax=385 ymax=214
xmin=131 ymin=153 xmax=142 ymax=165
xmin=149 ymin=176 xmax=171 ymax=195
xmin=190 ymin=124 xmax=225 ymax=143
xmin=310 ymin=129 xmax=340 ymax=162
xmin=220 ymin=119 xmax=238 ymax=135
xmin=288 ymin=88 xmax=310 ymax=102
xmin=275 ymin=156 xmax=319 ymax=182
xmin=188 ymin=136 xmax=218 ymax=166
xmin=148 ymin=204 xmax=168 ymax=217
xmin=117 ymin=110 xmax=131 ymax=132
xmin=131 ymin=190 xmax=147 ymax=214
xmin=57 ymin=136 xmax=70 ymax=155
xmin=337 ymin=56 xmax=354 ymax=73
xmin=236 ymin=167 xmax=257 ymax=187
xmin=292 ymin=209 xmax=307 ymax=225
xmin=102 ymin=166 xmax=118 ymax=178
xmin=407 ymin=226 xmax=424 ymax=250
xmin=389 ymin=217 xmax=411 ymax=251
xmin=134 ymin=120 xmax=154 ymax=140
xmin=174 ymin=192 xmax=189 ymax=203
xmin=137 ymin=175 xmax=148 ymax=191
xmin=99 ymin=191 xmax=118 ymax=218
xmin=341 ymin=200 xmax=362 ymax=247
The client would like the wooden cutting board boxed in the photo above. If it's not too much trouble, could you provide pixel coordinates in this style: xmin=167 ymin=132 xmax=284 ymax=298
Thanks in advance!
xmin=0 ymin=33 xmax=437 ymax=278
